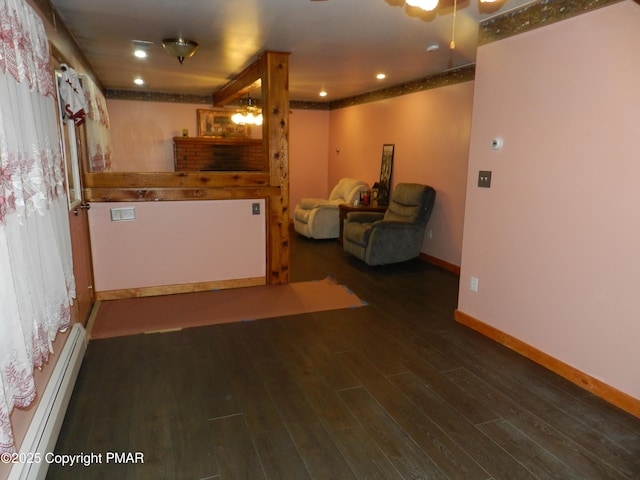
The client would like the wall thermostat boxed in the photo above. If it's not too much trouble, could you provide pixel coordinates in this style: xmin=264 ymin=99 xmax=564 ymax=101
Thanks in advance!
xmin=491 ymin=137 xmax=504 ymax=150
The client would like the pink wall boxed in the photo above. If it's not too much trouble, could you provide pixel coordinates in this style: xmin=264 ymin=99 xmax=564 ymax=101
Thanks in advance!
xmin=89 ymin=200 xmax=266 ymax=291
xmin=106 ymin=100 xmax=330 ymax=209
xmin=327 ymin=83 xmax=474 ymax=267
xmin=107 ymin=99 xmax=201 ymax=171
xmin=105 ymin=69 xmax=473 ymax=273
xmin=289 ymin=109 xmax=330 ymax=208
xmin=458 ymin=1 xmax=640 ymax=400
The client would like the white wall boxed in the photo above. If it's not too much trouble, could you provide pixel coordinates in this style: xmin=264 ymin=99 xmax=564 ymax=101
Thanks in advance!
xmin=458 ymin=1 xmax=640 ymax=401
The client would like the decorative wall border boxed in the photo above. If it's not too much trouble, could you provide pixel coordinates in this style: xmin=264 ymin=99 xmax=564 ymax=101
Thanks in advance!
xmin=105 ymin=0 xmax=632 ymax=109
xmin=327 ymin=64 xmax=475 ymax=110
xmin=105 ymin=89 xmax=213 ymax=104
xmin=104 ymin=89 xmax=333 ymax=111
xmin=479 ymin=0 xmax=625 ymax=45
xmin=105 ymin=64 xmax=475 ymax=110
xmin=44 ymin=0 xmax=629 ymax=111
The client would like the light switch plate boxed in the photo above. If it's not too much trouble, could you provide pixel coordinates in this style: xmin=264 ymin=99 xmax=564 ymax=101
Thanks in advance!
xmin=478 ymin=171 xmax=492 ymax=188
xmin=110 ymin=207 xmax=136 ymax=221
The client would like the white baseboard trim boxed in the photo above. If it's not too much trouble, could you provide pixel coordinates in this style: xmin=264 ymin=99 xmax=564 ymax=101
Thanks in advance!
xmin=8 ymin=323 xmax=87 ymax=480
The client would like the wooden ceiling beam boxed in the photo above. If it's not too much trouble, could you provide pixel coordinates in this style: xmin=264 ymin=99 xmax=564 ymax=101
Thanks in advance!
xmin=212 ymin=55 xmax=263 ymax=106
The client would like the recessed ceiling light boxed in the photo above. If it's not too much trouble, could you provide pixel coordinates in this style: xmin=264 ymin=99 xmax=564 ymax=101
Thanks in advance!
xmin=319 ymin=90 xmax=327 ymax=97
xmin=134 ymin=77 xmax=144 ymax=86
xmin=376 ymin=73 xmax=386 ymax=80
xmin=426 ymin=43 xmax=440 ymax=52
xmin=132 ymin=40 xmax=153 ymax=59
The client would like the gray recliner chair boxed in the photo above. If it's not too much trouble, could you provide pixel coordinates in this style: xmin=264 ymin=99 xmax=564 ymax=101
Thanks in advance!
xmin=343 ymin=183 xmax=436 ymax=265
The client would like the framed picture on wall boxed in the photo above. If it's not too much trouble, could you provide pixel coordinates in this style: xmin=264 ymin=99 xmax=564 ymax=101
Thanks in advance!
xmin=378 ymin=144 xmax=394 ymax=205
xmin=197 ymin=109 xmax=250 ymax=138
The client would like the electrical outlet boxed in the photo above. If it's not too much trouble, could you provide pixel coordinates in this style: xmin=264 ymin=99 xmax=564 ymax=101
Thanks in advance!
xmin=478 ymin=171 xmax=492 ymax=188
xmin=252 ymin=203 xmax=261 ymax=215
xmin=470 ymin=276 xmax=479 ymax=292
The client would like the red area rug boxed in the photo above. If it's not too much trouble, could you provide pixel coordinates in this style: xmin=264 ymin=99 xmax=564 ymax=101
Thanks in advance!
xmin=89 ymin=276 xmax=367 ymax=339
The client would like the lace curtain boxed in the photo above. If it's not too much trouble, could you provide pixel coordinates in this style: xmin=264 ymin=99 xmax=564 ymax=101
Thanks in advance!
xmin=0 ymin=0 xmax=75 ymax=453
xmin=84 ymin=76 xmax=112 ymax=172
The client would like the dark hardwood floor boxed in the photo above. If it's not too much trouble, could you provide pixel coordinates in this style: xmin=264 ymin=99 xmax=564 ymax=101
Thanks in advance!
xmin=48 ymin=231 xmax=640 ymax=479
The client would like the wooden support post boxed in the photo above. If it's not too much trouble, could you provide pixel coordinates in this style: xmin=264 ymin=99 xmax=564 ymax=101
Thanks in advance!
xmin=212 ymin=50 xmax=290 ymax=285
xmin=261 ymin=52 xmax=290 ymax=285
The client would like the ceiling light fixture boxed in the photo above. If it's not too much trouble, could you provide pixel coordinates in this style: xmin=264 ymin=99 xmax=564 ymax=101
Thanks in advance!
xmin=162 ymin=38 xmax=199 ymax=64
xmin=405 ymin=0 xmax=495 ymax=13
xmin=376 ymin=73 xmax=386 ymax=80
xmin=406 ymin=0 xmax=439 ymax=11
xmin=134 ymin=77 xmax=144 ymax=86
xmin=319 ymin=90 xmax=328 ymax=97
xmin=132 ymin=40 xmax=153 ymax=59
xmin=232 ymin=96 xmax=263 ymax=126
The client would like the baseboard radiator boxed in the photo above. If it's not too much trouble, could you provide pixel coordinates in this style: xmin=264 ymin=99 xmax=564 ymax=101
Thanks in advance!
xmin=8 ymin=323 xmax=87 ymax=480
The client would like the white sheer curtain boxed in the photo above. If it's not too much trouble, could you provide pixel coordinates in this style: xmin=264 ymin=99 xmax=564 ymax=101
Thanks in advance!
xmin=0 ymin=0 xmax=75 ymax=453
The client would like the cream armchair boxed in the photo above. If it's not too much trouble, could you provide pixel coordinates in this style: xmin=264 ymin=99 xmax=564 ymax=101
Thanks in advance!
xmin=294 ymin=178 xmax=369 ymax=239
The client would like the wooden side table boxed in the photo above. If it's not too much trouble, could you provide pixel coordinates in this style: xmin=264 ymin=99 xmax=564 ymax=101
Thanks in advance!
xmin=338 ymin=203 xmax=387 ymax=245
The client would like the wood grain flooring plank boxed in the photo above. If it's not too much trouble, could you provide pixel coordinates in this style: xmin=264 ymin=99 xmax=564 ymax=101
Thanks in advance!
xmin=438 ymin=327 xmax=595 ymax=408
xmin=338 ymin=351 xmax=490 ymax=480
xmin=52 ymin=230 xmax=640 ymax=480
xmin=245 ymin=330 xmax=358 ymax=478
xmin=253 ymin=428 xmax=312 ymax=480
xmin=50 ymin=338 xmax=140 ymax=480
xmin=518 ymin=396 xmax=640 ymax=479
xmin=446 ymin=368 xmax=629 ymax=480
xmin=237 ymin=319 xmax=287 ymax=366
xmin=127 ymin=418 xmax=175 ymax=480
xmin=298 ymin=311 xmax=360 ymax=355
xmin=435 ymin=331 xmax=535 ymax=404
xmin=272 ymin=331 xmax=359 ymax=432
xmin=388 ymin=372 xmax=538 ymax=480
xmin=399 ymin=356 xmax=499 ymax=426
xmin=172 ymin=328 xmax=242 ymax=420
xmin=257 ymin=357 xmax=320 ymax=427
xmin=169 ymin=415 xmax=219 ymax=480
xmin=621 ymin=433 xmax=640 ymax=457
xmin=339 ymin=387 xmax=450 ymax=480
xmin=477 ymin=419 xmax=583 ymax=480
xmin=575 ymin=394 xmax=640 ymax=439
xmin=209 ymin=414 xmax=267 ymax=480
xmin=409 ymin=329 xmax=477 ymax=372
xmin=214 ymin=325 xmax=284 ymax=434
xmin=286 ymin=421 xmax=357 ymax=480
xmin=128 ymin=347 xmax=176 ymax=480
xmin=331 ymin=426 xmax=405 ymax=480
xmin=341 ymin=310 xmax=412 ymax=376
xmin=272 ymin=312 xmax=361 ymax=391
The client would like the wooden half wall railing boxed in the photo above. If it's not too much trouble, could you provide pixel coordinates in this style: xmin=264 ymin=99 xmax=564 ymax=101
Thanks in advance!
xmin=83 ymin=51 xmax=291 ymax=287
